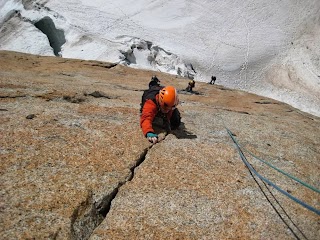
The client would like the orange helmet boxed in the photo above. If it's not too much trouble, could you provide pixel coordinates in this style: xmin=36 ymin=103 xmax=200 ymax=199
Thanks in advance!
xmin=158 ymin=86 xmax=179 ymax=112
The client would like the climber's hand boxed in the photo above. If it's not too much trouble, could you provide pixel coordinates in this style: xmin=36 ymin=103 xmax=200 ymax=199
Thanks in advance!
xmin=146 ymin=132 xmax=158 ymax=144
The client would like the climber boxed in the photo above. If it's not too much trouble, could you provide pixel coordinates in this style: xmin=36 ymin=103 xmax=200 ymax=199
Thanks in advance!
xmin=186 ymin=79 xmax=195 ymax=92
xmin=140 ymin=85 xmax=181 ymax=144
xmin=148 ymin=75 xmax=161 ymax=88
xmin=209 ymin=76 xmax=216 ymax=85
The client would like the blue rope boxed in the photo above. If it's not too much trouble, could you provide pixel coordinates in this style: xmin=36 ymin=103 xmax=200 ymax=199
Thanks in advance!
xmin=226 ymin=128 xmax=320 ymax=216
xmin=239 ymin=142 xmax=320 ymax=194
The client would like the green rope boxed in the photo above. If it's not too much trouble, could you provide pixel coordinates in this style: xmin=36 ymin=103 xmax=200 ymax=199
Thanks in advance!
xmin=226 ymin=128 xmax=320 ymax=215
xmin=215 ymin=112 xmax=319 ymax=194
xmin=235 ymin=136 xmax=320 ymax=194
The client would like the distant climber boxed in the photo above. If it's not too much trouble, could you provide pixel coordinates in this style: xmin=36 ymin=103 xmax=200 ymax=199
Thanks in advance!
xmin=148 ymin=75 xmax=161 ymax=88
xmin=209 ymin=76 xmax=216 ymax=85
xmin=140 ymin=85 xmax=181 ymax=144
xmin=186 ymin=80 xmax=195 ymax=92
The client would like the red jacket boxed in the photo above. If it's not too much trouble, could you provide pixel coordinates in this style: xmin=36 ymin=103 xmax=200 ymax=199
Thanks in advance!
xmin=140 ymin=95 xmax=173 ymax=136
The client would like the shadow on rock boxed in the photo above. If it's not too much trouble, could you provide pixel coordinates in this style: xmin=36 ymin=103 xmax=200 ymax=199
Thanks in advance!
xmin=153 ymin=120 xmax=197 ymax=140
xmin=178 ymin=90 xmax=203 ymax=95
xmin=171 ymin=122 xmax=197 ymax=139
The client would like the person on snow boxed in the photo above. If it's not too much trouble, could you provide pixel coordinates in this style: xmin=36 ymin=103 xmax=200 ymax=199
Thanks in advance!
xmin=148 ymin=75 xmax=161 ymax=88
xmin=186 ymin=79 xmax=195 ymax=92
xmin=209 ymin=76 xmax=216 ymax=85
xmin=140 ymin=86 xmax=181 ymax=144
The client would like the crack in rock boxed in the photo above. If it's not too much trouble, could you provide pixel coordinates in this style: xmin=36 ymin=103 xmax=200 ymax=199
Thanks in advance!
xmin=0 ymin=94 xmax=27 ymax=98
xmin=71 ymin=191 xmax=104 ymax=240
xmin=88 ymin=63 xmax=118 ymax=69
xmin=70 ymin=148 xmax=149 ymax=240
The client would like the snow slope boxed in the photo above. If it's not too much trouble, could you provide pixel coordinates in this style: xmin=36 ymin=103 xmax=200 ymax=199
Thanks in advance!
xmin=0 ymin=0 xmax=319 ymax=116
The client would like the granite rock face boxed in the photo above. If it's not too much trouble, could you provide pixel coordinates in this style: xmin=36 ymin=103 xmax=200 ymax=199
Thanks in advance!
xmin=0 ymin=51 xmax=319 ymax=239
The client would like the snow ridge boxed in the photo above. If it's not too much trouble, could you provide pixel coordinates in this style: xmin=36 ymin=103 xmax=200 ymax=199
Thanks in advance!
xmin=0 ymin=0 xmax=319 ymax=116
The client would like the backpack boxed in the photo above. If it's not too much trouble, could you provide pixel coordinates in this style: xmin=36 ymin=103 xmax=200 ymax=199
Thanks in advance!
xmin=140 ymin=85 xmax=163 ymax=113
